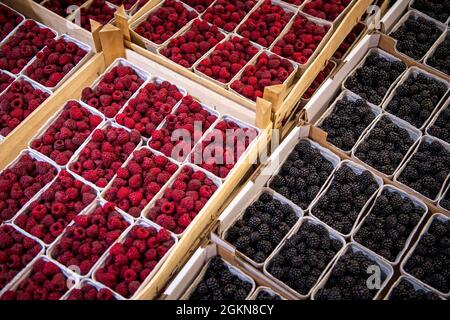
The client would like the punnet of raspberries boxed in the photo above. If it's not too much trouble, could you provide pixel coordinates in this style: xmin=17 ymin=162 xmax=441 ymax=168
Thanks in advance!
xmin=94 ymin=223 xmax=175 ymax=298
xmin=231 ymin=52 xmax=295 ymax=102
xmin=0 ymin=78 xmax=51 ymax=137
xmin=108 ymin=0 xmax=139 ymax=10
xmin=354 ymin=188 xmax=425 ymax=262
xmin=66 ymin=281 xmax=118 ymax=300
xmin=225 ymin=192 xmax=299 ymax=264
xmin=0 ymin=4 xmax=24 ymax=42
xmin=272 ymin=14 xmax=330 ymax=65
xmin=160 ymin=19 xmax=225 ymax=68
xmin=203 ymin=0 xmax=256 ymax=32
xmin=82 ymin=64 xmax=145 ymax=118
xmin=411 ymin=0 xmax=450 ymax=23
xmin=428 ymin=103 xmax=450 ymax=144
xmin=0 ymin=20 xmax=56 ymax=74
xmin=191 ymin=118 xmax=258 ymax=179
xmin=440 ymin=188 xmax=449 ymax=211
xmin=332 ymin=23 xmax=365 ymax=60
xmin=0 ymin=152 xmax=56 ymax=223
xmin=237 ymin=0 xmax=294 ymax=48
xmin=116 ymin=80 xmax=184 ymax=139
xmin=42 ymin=0 xmax=87 ymax=17
xmin=189 ymin=256 xmax=253 ymax=300
xmin=255 ymin=289 xmax=282 ymax=300
xmin=134 ymin=0 xmax=197 ymax=45
xmin=302 ymin=61 xmax=334 ymax=99
xmin=388 ymin=277 xmax=441 ymax=300
xmin=1 ymin=257 xmax=75 ymax=300
xmin=302 ymin=0 xmax=352 ymax=22
xmin=147 ymin=165 xmax=218 ymax=234
xmin=50 ymin=202 xmax=131 ymax=275
xmin=0 ymin=70 xmax=14 ymax=92
xmin=427 ymin=33 xmax=450 ymax=76
xmin=69 ymin=125 xmax=141 ymax=189
xmin=196 ymin=36 xmax=259 ymax=84
xmin=149 ymin=95 xmax=218 ymax=161
xmin=80 ymin=0 xmax=115 ymax=31
xmin=270 ymin=139 xmax=335 ymax=209
xmin=104 ymin=148 xmax=179 ymax=218
xmin=14 ymin=170 xmax=97 ymax=245
xmin=30 ymin=101 xmax=103 ymax=166
xmin=179 ymin=0 xmax=214 ymax=13
xmin=0 ymin=224 xmax=43 ymax=290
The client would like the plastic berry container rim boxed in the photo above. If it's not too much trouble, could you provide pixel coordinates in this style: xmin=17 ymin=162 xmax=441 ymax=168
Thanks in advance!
xmin=351 ymin=112 xmax=423 ymax=180
xmin=248 ymin=285 xmax=287 ymax=300
xmin=300 ymin=60 xmax=337 ymax=103
xmin=0 ymin=3 xmax=26 ymax=43
xmin=330 ymin=21 xmax=367 ymax=64
xmin=220 ymin=186 xmax=304 ymax=269
xmin=91 ymin=218 xmax=178 ymax=300
xmin=314 ymin=89 xmax=382 ymax=155
xmin=399 ymin=212 xmax=450 ymax=298
xmin=263 ymin=215 xmax=346 ymax=299
xmin=393 ymin=134 xmax=450 ymax=204
xmin=423 ymin=29 xmax=450 ymax=78
xmin=0 ymin=69 xmax=16 ymax=96
xmin=180 ymin=255 xmax=256 ymax=300
xmin=437 ymin=185 xmax=449 ymax=214
xmin=309 ymin=159 xmax=384 ymax=239
xmin=0 ymin=223 xmax=46 ymax=297
xmin=46 ymin=198 xmax=135 ymax=278
xmin=61 ymin=277 xmax=125 ymax=300
xmin=381 ymin=66 xmax=450 ymax=131
xmin=388 ymin=9 xmax=447 ymax=63
xmin=408 ymin=0 xmax=450 ymax=25
xmin=300 ymin=0 xmax=358 ymax=25
xmin=425 ymin=96 xmax=450 ymax=145
xmin=310 ymin=242 xmax=394 ymax=300
xmin=351 ymin=184 xmax=429 ymax=266
xmin=383 ymin=275 xmax=446 ymax=300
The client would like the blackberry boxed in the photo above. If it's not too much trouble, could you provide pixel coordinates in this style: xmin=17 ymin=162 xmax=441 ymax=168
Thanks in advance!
xmin=428 ymin=103 xmax=450 ymax=144
xmin=439 ymin=187 xmax=450 ymax=211
xmin=428 ymin=33 xmax=450 ymax=76
xmin=255 ymin=289 xmax=282 ymax=301
xmin=411 ymin=0 xmax=450 ymax=23
xmin=247 ymin=216 xmax=262 ymax=229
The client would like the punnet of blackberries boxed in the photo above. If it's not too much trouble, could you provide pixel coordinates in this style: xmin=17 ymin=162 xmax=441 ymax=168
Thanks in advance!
xmin=427 ymin=33 xmax=450 ymax=76
xmin=311 ymin=163 xmax=379 ymax=235
xmin=189 ymin=257 xmax=253 ymax=300
xmin=315 ymin=249 xmax=387 ymax=300
xmin=225 ymin=191 xmax=299 ymax=264
xmin=385 ymin=70 xmax=448 ymax=128
xmin=439 ymin=188 xmax=450 ymax=211
xmin=428 ymin=103 xmax=450 ymax=144
xmin=388 ymin=277 xmax=442 ymax=300
xmin=411 ymin=0 xmax=450 ymax=24
xmin=319 ymin=94 xmax=377 ymax=152
xmin=404 ymin=216 xmax=450 ymax=294
xmin=398 ymin=138 xmax=450 ymax=200
xmin=267 ymin=220 xmax=343 ymax=296
xmin=269 ymin=139 xmax=335 ymax=210
xmin=354 ymin=188 xmax=425 ymax=262
xmin=255 ymin=289 xmax=282 ymax=301
xmin=354 ymin=115 xmax=415 ymax=175
xmin=344 ymin=51 xmax=406 ymax=105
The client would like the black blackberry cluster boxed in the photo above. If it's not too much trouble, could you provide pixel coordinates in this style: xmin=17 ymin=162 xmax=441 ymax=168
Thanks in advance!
xmin=319 ymin=95 xmax=376 ymax=152
xmin=255 ymin=289 xmax=282 ymax=301
xmin=385 ymin=71 xmax=448 ymax=128
xmin=344 ymin=52 xmax=406 ymax=105
xmin=315 ymin=250 xmax=387 ymax=300
xmin=428 ymin=103 xmax=450 ymax=143
xmin=269 ymin=140 xmax=335 ymax=209
xmin=311 ymin=164 xmax=379 ymax=235
xmin=398 ymin=139 xmax=450 ymax=200
xmin=388 ymin=278 xmax=442 ymax=300
xmin=404 ymin=217 xmax=450 ymax=293
xmin=440 ymin=188 xmax=450 ymax=211
xmin=428 ymin=34 xmax=450 ymax=76
xmin=354 ymin=115 xmax=415 ymax=175
xmin=190 ymin=257 xmax=253 ymax=300
xmin=354 ymin=188 xmax=425 ymax=262
xmin=267 ymin=221 xmax=343 ymax=295
xmin=391 ymin=15 xmax=443 ymax=60
xmin=411 ymin=0 xmax=450 ymax=23
xmin=225 ymin=192 xmax=299 ymax=263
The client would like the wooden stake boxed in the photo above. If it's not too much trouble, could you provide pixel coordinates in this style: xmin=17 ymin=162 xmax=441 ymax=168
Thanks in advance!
xmin=99 ymin=24 xmax=125 ymax=66
xmin=90 ymin=20 xmax=103 ymax=53
xmin=263 ymin=84 xmax=287 ymax=113
xmin=114 ymin=6 xmax=131 ymax=42
xmin=255 ymin=98 xmax=272 ymax=129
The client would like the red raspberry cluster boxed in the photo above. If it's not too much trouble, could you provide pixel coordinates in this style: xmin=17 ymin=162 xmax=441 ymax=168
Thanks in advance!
xmin=302 ymin=61 xmax=334 ymax=99
xmin=237 ymin=0 xmax=294 ymax=48
xmin=203 ymin=0 xmax=257 ymax=32
xmin=31 ymin=101 xmax=103 ymax=166
xmin=0 ymin=20 xmax=56 ymax=74
xmin=302 ymin=0 xmax=352 ymax=22
xmin=281 ymin=0 xmax=304 ymax=6
xmin=51 ymin=202 xmax=130 ymax=275
xmin=147 ymin=166 xmax=218 ymax=233
xmin=0 ymin=225 xmax=42 ymax=290
xmin=196 ymin=36 xmax=259 ymax=84
xmin=332 ymin=23 xmax=364 ymax=60
xmin=160 ymin=19 xmax=225 ymax=68
xmin=149 ymin=95 xmax=218 ymax=161
xmin=94 ymin=224 xmax=175 ymax=298
xmin=25 ymin=37 xmax=88 ymax=88
xmin=14 ymin=170 xmax=97 ymax=244
xmin=82 ymin=65 xmax=145 ymax=118
xmin=191 ymin=119 xmax=258 ymax=178
xmin=272 ymin=14 xmax=330 ymax=65
xmin=1 ymin=258 xmax=72 ymax=300
xmin=108 ymin=0 xmax=139 ymax=10
xmin=135 ymin=0 xmax=197 ymax=45
xmin=116 ymin=80 xmax=184 ymax=139
xmin=0 ymin=152 xmax=56 ymax=223
xmin=180 ymin=0 xmax=214 ymax=13
xmin=80 ymin=0 xmax=115 ymax=31
xmin=42 ymin=0 xmax=87 ymax=18
xmin=0 ymin=70 xmax=13 ymax=92
xmin=104 ymin=148 xmax=179 ymax=217
xmin=0 ymin=79 xmax=51 ymax=137
xmin=231 ymin=52 xmax=295 ymax=101
xmin=69 ymin=126 xmax=141 ymax=188
xmin=66 ymin=281 xmax=117 ymax=300
xmin=0 ymin=4 xmax=24 ymax=41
